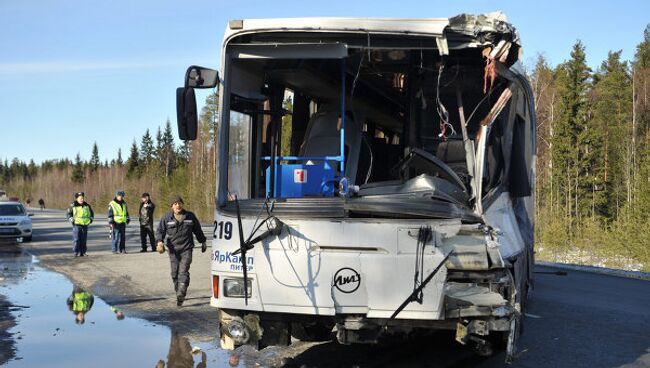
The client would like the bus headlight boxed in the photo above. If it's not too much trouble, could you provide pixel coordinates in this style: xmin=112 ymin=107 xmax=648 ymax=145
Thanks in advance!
xmin=223 ymin=278 xmax=252 ymax=298
xmin=224 ymin=319 xmax=250 ymax=344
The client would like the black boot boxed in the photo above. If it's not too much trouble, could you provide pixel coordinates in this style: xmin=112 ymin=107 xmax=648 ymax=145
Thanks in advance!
xmin=176 ymin=283 xmax=188 ymax=306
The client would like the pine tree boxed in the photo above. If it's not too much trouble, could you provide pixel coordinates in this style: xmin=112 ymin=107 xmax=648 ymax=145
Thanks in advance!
xmin=0 ymin=160 xmax=5 ymax=185
xmin=633 ymin=25 xmax=650 ymax=153
xmin=199 ymin=91 xmax=220 ymax=171
xmin=27 ymin=159 xmax=37 ymax=178
xmin=71 ymin=153 xmax=85 ymax=183
xmin=126 ymin=140 xmax=141 ymax=179
xmin=552 ymin=40 xmax=592 ymax=227
xmin=140 ymin=129 xmax=155 ymax=166
xmin=529 ymin=54 xmax=557 ymax=219
xmin=177 ymin=141 xmax=191 ymax=165
xmin=281 ymin=96 xmax=293 ymax=156
xmin=155 ymin=127 xmax=163 ymax=161
xmin=89 ymin=142 xmax=100 ymax=173
xmin=201 ymin=91 xmax=220 ymax=141
xmin=591 ymin=51 xmax=632 ymax=218
xmin=116 ymin=148 xmax=123 ymax=166
xmin=161 ymin=119 xmax=176 ymax=177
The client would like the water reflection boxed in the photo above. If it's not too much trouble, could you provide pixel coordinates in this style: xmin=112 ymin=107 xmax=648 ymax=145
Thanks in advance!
xmin=229 ymin=353 xmax=241 ymax=367
xmin=66 ymin=286 xmax=94 ymax=324
xmin=2 ymin=265 xmax=174 ymax=367
xmin=156 ymin=332 xmax=207 ymax=368
xmin=1 ymin=243 xmax=242 ymax=367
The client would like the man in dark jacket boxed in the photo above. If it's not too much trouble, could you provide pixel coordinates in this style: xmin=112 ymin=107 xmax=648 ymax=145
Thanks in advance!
xmin=108 ymin=190 xmax=130 ymax=254
xmin=156 ymin=194 xmax=206 ymax=306
xmin=139 ymin=192 xmax=156 ymax=252
xmin=66 ymin=192 xmax=94 ymax=257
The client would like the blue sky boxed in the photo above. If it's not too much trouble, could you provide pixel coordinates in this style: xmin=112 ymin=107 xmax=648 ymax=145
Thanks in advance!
xmin=1 ymin=0 xmax=648 ymax=163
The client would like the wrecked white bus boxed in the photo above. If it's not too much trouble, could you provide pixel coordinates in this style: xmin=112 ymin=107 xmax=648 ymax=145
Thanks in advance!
xmin=176 ymin=12 xmax=535 ymax=361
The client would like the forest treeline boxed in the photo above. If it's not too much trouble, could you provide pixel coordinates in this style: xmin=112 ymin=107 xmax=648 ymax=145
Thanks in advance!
xmin=0 ymin=92 xmax=220 ymax=222
xmin=2 ymin=26 xmax=650 ymax=271
xmin=531 ymin=26 xmax=650 ymax=271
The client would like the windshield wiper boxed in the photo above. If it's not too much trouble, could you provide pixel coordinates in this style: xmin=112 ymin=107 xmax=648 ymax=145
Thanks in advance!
xmin=384 ymin=250 xmax=453 ymax=326
xmin=232 ymin=196 xmax=284 ymax=305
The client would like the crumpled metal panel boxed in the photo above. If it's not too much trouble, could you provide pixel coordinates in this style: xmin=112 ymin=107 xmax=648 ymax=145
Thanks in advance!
xmin=447 ymin=12 xmax=520 ymax=49
xmin=445 ymin=282 xmax=507 ymax=307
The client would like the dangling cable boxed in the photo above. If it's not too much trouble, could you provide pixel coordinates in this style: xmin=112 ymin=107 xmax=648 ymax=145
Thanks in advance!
xmin=350 ymin=49 xmax=365 ymax=99
xmin=413 ymin=226 xmax=432 ymax=304
xmin=436 ymin=61 xmax=456 ymax=139
xmin=362 ymin=134 xmax=374 ymax=184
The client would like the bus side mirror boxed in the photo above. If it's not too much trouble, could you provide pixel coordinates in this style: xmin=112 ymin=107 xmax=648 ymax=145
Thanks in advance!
xmin=176 ymin=87 xmax=198 ymax=141
xmin=176 ymin=66 xmax=219 ymax=141
xmin=185 ymin=65 xmax=219 ymax=89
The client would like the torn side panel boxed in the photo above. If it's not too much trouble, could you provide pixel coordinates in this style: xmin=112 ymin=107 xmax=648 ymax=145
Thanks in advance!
xmin=445 ymin=283 xmax=507 ymax=307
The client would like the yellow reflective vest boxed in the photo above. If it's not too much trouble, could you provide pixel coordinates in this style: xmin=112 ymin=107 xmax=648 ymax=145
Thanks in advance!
xmin=109 ymin=200 xmax=128 ymax=224
xmin=72 ymin=291 xmax=93 ymax=312
xmin=72 ymin=205 xmax=92 ymax=226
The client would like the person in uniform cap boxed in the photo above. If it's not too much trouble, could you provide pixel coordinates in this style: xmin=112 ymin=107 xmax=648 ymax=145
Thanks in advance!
xmin=66 ymin=192 xmax=94 ymax=257
xmin=156 ymin=194 xmax=207 ymax=306
xmin=139 ymin=192 xmax=156 ymax=252
xmin=108 ymin=190 xmax=130 ymax=254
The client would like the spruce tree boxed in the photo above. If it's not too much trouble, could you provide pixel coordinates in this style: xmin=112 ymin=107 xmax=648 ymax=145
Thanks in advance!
xmin=126 ymin=140 xmax=141 ymax=179
xmin=161 ymin=119 xmax=176 ymax=177
xmin=281 ymin=96 xmax=293 ymax=156
xmin=71 ymin=153 xmax=85 ymax=183
xmin=140 ymin=129 xmax=155 ymax=166
xmin=177 ymin=141 xmax=191 ymax=165
xmin=552 ymin=40 xmax=592 ymax=226
xmin=591 ymin=51 xmax=632 ymax=218
xmin=116 ymin=148 xmax=123 ymax=166
xmin=155 ymin=127 xmax=163 ymax=160
xmin=89 ymin=142 xmax=100 ymax=173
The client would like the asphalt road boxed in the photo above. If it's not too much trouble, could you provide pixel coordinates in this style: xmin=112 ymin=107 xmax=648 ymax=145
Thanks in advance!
xmin=5 ymin=209 xmax=650 ymax=367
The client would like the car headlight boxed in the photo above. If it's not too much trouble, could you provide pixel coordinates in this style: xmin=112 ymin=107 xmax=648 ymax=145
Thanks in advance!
xmin=19 ymin=218 xmax=31 ymax=226
xmin=223 ymin=278 xmax=252 ymax=298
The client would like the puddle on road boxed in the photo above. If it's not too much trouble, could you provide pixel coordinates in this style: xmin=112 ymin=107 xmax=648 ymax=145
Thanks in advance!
xmin=0 ymin=244 xmax=251 ymax=368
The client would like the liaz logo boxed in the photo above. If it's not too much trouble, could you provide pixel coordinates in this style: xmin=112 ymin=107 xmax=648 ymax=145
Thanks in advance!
xmin=333 ymin=267 xmax=361 ymax=293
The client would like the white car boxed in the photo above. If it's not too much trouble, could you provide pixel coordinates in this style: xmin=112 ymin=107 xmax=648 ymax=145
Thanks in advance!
xmin=0 ymin=200 xmax=33 ymax=242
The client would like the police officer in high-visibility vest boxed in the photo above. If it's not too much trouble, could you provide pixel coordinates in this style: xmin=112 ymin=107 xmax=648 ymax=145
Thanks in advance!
xmin=108 ymin=190 xmax=130 ymax=254
xmin=66 ymin=192 xmax=94 ymax=257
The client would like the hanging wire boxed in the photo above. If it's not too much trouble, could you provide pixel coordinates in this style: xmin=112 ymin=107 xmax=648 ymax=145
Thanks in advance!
xmin=413 ymin=226 xmax=432 ymax=304
xmin=350 ymin=49 xmax=365 ymax=98
xmin=350 ymin=42 xmax=374 ymax=185
xmin=436 ymin=61 xmax=457 ymax=139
